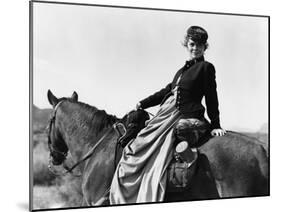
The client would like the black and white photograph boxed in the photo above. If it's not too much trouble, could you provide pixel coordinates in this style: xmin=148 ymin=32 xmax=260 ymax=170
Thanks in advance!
xmin=29 ymin=0 xmax=269 ymax=211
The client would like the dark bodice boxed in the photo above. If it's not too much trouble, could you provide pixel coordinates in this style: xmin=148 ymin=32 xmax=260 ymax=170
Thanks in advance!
xmin=140 ymin=56 xmax=221 ymax=129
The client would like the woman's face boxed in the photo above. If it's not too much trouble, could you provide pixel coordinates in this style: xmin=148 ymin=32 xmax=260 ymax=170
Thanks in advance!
xmin=186 ymin=39 xmax=205 ymax=60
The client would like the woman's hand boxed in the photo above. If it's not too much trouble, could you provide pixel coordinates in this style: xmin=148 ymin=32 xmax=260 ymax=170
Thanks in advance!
xmin=211 ymin=128 xmax=226 ymax=136
xmin=136 ymin=102 xmax=142 ymax=110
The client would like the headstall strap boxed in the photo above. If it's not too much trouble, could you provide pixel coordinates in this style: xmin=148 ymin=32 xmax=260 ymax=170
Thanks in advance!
xmin=46 ymin=100 xmax=65 ymax=131
xmin=47 ymin=100 xmax=68 ymax=158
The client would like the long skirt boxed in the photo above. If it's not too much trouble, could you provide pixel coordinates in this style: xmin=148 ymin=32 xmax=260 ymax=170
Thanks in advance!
xmin=109 ymin=95 xmax=181 ymax=204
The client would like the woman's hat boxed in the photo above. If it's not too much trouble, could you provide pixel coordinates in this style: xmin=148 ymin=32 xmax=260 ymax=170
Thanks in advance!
xmin=187 ymin=26 xmax=208 ymax=44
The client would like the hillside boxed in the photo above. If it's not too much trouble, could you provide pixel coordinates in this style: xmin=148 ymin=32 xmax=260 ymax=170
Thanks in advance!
xmin=259 ymin=123 xmax=268 ymax=134
xmin=32 ymin=105 xmax=52 ymax=132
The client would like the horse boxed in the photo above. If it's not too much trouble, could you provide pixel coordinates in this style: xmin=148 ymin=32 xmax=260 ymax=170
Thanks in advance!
xmin=46 ymin=90 xmax=269 ymax=206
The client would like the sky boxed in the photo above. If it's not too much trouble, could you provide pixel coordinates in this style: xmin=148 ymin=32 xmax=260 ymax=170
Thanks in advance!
xmin=32 ymin=2 xmax=268 ymax=132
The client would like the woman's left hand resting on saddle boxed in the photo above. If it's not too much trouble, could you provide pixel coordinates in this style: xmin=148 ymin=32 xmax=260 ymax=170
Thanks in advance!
xmin=211 ymin=128 xmax=226 ymax=136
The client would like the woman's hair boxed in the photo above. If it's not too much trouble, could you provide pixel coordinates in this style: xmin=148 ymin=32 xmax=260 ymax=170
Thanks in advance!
xmin=183 ymin=26 xmax=209 ymax=50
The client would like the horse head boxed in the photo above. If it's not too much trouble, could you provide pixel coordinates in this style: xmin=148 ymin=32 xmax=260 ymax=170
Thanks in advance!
xmin=47 ymin=89 xmax=78 ymax=166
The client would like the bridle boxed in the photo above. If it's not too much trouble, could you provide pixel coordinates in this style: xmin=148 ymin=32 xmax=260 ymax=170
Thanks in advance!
xmin=47 ymin=100 xmax=68 ymax=158
xmin=47 ymin=100 xmax=71 ymax=176
xmin=47 ymin=99 xmax=114 ymax=177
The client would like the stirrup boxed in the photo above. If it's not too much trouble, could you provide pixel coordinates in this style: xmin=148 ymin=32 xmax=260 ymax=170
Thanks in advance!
xmin=174 ymin=141 xmax=198 ymax=165
xmin=113 ymin=122 xmax=127 ymax=143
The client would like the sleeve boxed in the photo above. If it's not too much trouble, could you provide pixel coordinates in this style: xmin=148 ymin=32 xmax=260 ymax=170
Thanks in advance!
xmin=203 ymin=63 xmax=221 ymax=129
xmin=139 ymin=83 xmax=172 ymax=109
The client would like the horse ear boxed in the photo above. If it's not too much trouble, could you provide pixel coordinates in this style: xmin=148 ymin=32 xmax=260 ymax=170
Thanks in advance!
xmin=47 ymin=89 xmax=59 ymax=107
xmin=71 ymin=91 xmax=78 ymax=102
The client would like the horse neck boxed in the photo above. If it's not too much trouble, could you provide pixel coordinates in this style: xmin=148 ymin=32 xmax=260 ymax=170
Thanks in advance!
xmin=56 ymin=102 xmax=117 ymax=162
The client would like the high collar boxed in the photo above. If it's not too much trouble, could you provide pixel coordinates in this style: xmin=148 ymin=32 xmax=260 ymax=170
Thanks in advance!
xmin=185 ymin=56 xmax=205 ymax=67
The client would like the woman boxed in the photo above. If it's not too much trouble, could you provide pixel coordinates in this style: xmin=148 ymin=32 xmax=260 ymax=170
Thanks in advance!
xmin=109 ymin=26 xmax=226 ymax=204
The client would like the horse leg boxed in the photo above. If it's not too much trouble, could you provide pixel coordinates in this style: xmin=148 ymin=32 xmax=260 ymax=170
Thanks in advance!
xmin=82 ymin=170 xmax=111 ymax=206
xmin=253 ymin=145 xmax=269 ymax=196
xmin=82 ymin=181 xmax=111 ymax=206
xmin=81 ymin=148 xmax=116 ymax=206
xmin=93 ymin=195 xmax=110 ymax=206
xmin=80 ymin=197 xmax=89 ymax=207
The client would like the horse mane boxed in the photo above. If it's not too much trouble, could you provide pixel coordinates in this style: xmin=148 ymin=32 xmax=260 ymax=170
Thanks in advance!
xmin=67 ymin=100 xmax=119 ymax=134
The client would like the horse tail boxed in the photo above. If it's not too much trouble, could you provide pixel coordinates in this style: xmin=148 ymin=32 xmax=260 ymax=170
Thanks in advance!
xmin=258 ymin=145 xmax=268 ymax=178
xmin=253 ymin=143 xmax=269 ymax=196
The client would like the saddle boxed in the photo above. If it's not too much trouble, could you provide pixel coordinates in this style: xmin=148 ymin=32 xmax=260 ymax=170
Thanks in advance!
xmin=113 ymin=109 xmax=150 ymax=148
xmin=167 ymin=119 xmax=211 ymax=192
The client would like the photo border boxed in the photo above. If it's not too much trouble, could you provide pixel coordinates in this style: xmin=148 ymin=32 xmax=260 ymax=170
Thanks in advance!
xmin=29 ymin=1 xmax=270 ymax=211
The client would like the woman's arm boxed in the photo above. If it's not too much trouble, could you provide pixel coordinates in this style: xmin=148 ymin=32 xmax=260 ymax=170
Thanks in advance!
xmin=203 ymin=63 xmax=221 ymax=129
xmin=138 ymin=83 xmax=172 ymax=109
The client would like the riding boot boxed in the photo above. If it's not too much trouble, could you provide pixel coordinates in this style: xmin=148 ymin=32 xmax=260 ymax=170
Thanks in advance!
xmin=174 ymin=118 xmax=209 ymax=147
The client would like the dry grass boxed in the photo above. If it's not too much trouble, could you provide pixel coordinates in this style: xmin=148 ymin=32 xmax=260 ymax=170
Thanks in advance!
xmin=33 ymin=141 xmax=56 ymax=185
xmin=33 ymin=185 xmax=65 ymax=210
xmin=32 ymin=131 xmax=83 ymax=209
xmin=33 ymin=177 xmax=83 ymax=210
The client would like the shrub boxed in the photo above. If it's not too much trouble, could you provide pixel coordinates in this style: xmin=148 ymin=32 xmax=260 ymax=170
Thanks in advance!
xmin=55 ymin=175 xmax=83 ymax=207
xmin=33 ymin=185 xmax=65 ymax=209
xmin=33 ymin=142 xmax=56 ymax=185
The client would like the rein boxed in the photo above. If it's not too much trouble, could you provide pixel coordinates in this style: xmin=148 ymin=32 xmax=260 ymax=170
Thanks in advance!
xmin=62 ymin=128 xmax=114 ymax=175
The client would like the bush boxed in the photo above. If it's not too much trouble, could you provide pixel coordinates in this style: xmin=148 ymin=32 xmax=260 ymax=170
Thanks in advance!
xmin=33 ymin=185 xmax=65 ymax=210
xmin=55 ymin=175 xmax=83 ymax=207
xmin=33 ymin=142 xmax=56 ymax=185
xmin=33 ymin=132 xmax=48 ymax=147
xmin=33 ymin=171 xmax=83 ymax=209
xmin=33 ymin=175 xmax=83 ymax=209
